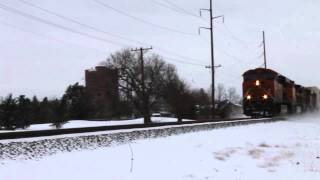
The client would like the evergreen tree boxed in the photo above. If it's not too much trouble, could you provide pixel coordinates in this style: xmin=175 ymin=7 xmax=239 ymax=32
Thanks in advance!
xmin=31 ymin=96 xmax=40 ymax=124
xmin=1 ymin=94 xmax=17 ymax=129
xmin=38 ymin=97 xmax=52 ymax=124
xmin=16 ymin=95 xmax=32 ymax=129
xmin=64 ymin=83 xmax=90 ymax=120
xmin=51 ymin=96 xmax=69 ymax=129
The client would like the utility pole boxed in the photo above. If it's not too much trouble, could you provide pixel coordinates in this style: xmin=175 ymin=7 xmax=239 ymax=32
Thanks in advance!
xmin=199 ymin=0 xmax=224 ymax=119
xmin=131 ymin=47 xmax=153 ymax=124
xmin=262 ymin=31 xmax=267 ymax=69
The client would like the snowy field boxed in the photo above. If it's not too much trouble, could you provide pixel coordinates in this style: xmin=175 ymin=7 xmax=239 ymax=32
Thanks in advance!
xmin=0 ymin=117 xmax=189 ymax=133
xmin=1 ymin=114 xmax=320 ymax=179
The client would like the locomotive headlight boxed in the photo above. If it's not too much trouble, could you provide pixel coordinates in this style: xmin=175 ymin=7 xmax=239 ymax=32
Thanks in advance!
xmin=246 ymin=95 xmax=252 ymax=100
xmin=263 ymin=94 xmax=268 ymax=99
xmin=255 ymin=80 xmax=260 ymax=86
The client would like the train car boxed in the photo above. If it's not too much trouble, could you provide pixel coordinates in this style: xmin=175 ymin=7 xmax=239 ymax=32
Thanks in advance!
xmin=243 ymin=68 xmax=320 ymax=117
xmin=295 ymin=85 xmax=307 ymax=112
xmin=306 ymin=87 xmax=320 ymax=111
xmin=278 ymin=75 xmax=297 ymax=113
xmin=242 ymin=68 xmax=283 ymax=116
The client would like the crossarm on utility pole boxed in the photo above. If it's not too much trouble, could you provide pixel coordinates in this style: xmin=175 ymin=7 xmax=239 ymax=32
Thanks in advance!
xmin=198 ymin=27 xmax=211 ymax=35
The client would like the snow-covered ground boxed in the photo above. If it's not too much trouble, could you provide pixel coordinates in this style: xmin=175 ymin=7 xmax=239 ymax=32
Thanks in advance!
xmin=0 ymin=117 xmax=189 ymax=133
xmin=1 ymin=114 xmax=320 ymax=179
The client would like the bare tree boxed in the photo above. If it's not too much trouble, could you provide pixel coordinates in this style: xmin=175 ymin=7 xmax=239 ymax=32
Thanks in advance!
xmin=216 ymin=83 xmax=226 ymax=103
xmin=192 ymin=88 xmax=210 ymax=119
xmin=163 ymin=79 xmax=196 ymax=122
xmin=104 ymin=49 xmax=177 ymax=124
xmin=226 ymin=87 xmax=241 ymax=104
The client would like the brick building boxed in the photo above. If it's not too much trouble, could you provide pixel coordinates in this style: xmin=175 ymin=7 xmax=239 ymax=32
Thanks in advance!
xmin=85 ymin=66 xmax=119 ymax=118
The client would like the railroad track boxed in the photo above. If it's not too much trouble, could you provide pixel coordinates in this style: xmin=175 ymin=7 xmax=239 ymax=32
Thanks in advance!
xmin=0 ymin=117 xmax=285 ymax=140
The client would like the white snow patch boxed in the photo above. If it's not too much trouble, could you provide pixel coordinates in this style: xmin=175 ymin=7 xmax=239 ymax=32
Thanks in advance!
xmin=0 ymin=117 xmax=192 ymax=133
xmin=1 ymin=114 xmax=320 ymax=179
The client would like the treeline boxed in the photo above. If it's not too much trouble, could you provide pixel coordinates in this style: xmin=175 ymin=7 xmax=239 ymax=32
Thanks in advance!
xmin=102 ymin=49 xmax=241 ymax=123
xmin=0 ymin=82 xmax=206 ymax=130
xmin=0 ymin=84 xmax=90 ymax=130
xmin=0 ymin=49 xmax=241 ymax=130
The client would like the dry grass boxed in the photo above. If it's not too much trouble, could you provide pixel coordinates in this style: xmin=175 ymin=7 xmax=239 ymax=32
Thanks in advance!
xmin=214 ymin=148 xmax=237 ymax=161
xmin=258 ymin=150 xmax=295 ymax=169
xmin=259 ymin=143 xmax=271 ymax=148
xmin=248 ymin=148 xmax=265 ymax=159
xmin=214 ymin=156 xmax=226 ymax=161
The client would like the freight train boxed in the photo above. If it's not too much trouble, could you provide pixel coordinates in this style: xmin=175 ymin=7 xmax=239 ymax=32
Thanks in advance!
xmin=242 ymin=68 xmax=320 ymax=117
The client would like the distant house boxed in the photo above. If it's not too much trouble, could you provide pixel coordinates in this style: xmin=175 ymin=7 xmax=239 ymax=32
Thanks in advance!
xmin=85 ymin=66 xmax=119 ymax=118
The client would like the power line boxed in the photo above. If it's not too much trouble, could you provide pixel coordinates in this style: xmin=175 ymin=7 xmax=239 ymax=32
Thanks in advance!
xmin=1 ymin=30 xmax=239 ymax=95
xmin=200 ymin=30 xmax=263 ymax=65
xmin=16 ymin=0 xmax=147 ymax=46
xmin=162 ymin=56 xmax=207 ymax=67
xmin=0 ymin=20 xmax=208 ymax=70
xmin=220 ymin=24 xmax=260 ymax=48
xmin=150 ymin=0 xmax=185 ymax=14
xmin=160 ymin=0 xmax=199 ymax=18
xmin=155 ymin=48 xmax=207 ymax=64
xmin=15 ymin=0 xmax=207 ymax=64
xmin=0 ymin=2 xmax=210 ymax=68
xmin=216 ymin=46 xmax=261 ymax=64
xmin=0 ymin=20 xmax=108 ymax=54
xmin=0 ymin=18 xmax=205 ymax=68
xmin=0 ymin=3 xmax=128 ymax=47
xmin=219 ymin=71 xmax=242 ymax=80
xmin=200 ymin=25 xmax=264 ymax=59
xmin=92 ymin=0 xmax=197 ymax=36
xmin=150 ymin=0 xmax=202 ymax=19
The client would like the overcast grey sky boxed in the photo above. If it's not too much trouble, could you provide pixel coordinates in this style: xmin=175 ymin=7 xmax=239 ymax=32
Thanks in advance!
xmin=0 ymin=0 xmax=319 ymax=98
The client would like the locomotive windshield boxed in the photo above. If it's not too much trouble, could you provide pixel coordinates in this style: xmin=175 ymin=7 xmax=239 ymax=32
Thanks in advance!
xmin=243 ymin=73 xmax=276 ymax=80
xmin=243 ymin=68 xmax=279 ymax=81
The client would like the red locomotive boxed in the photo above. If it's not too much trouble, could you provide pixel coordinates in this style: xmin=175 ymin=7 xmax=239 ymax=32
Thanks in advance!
xmin=242 ymin=68 xmax=320 ymax=117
